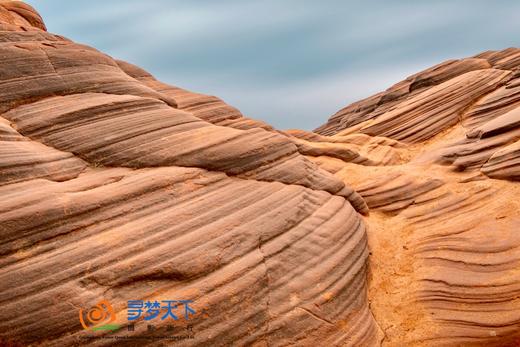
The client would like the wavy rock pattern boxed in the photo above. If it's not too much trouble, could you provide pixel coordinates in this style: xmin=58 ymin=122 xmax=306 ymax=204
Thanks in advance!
xmin=0 ymin=3 xmax=376 ymax=347
xmin=0 ymin=168 xmax=379 ymax=346
xmin=2 ymin=2 xmax=520 ymax=346
xmin=356 ymin=69 xmax=510 ymax=142
xmin=463 ymin=77 xmax=520 ymax=129
xmin=2 ymin=92 xmax=368 ymax=213
xmin=423 ymin=104 xmax=520 ymax=175
xmin=287 ymin=130 xmax=406 ymax=167
xmin=315 ymin=58 xmax=492 ymax=135
xmin=314 ymin=44 xmax=520 ymax=346
xmin=482 ymin=140 xmax=520 ymax=179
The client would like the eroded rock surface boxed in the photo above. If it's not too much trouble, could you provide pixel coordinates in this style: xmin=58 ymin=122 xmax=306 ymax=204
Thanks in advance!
xmin=1 ymin=1 xmax=520 ymax=346
xmin=314 ymin=44 xmax=520 ymax=346
xmin=0 ymin=2 xmax=375 ymax=346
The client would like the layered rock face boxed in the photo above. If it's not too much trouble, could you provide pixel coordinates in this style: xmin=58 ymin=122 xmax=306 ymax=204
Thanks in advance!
xmin=313 ymin=47 xmax=520 ymax=345
xmin=1 ymin=2 xmax=519 ymax=346
xmin=0 ymin=2 xmax=376 ymax=346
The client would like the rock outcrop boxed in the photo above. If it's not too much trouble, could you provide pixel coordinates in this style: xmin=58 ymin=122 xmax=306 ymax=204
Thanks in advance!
xmin=0 ymin=2 xmax=374 ymax=346
xmin=1 ymin=1 xmax=520 ymax=346
xmin=314 ymin=44 xmax=520 ymax=346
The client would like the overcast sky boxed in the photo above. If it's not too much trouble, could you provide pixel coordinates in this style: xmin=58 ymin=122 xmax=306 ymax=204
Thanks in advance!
xmin=26 ymin=1 xmax=520 ymax=130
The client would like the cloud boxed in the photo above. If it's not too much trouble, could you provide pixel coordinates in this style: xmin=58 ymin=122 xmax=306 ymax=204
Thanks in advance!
xmin=25 ymin=0 xmax=520 ymax=130
xmin=203 ymin=61 xmax=439 ymax=130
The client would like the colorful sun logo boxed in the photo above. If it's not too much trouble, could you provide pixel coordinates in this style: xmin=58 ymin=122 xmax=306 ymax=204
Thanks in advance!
xmin=79 ymin=300 xmax=120 ymax=331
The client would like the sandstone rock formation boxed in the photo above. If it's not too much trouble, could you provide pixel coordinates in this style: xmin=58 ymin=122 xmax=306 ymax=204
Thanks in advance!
xmin=0 ymin=1 xmax=519 ymax=346
xmin=314 ymin=47 xmax=520 ymax=346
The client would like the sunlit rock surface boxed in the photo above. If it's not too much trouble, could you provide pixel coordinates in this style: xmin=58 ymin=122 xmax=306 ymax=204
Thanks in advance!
xmin=0 ymin=2 xmax=375 ymax=346
xmin=1 ymin=1 xmax=520 ymax=346
xmin=316 ymin=42 xmax=520 ymax=346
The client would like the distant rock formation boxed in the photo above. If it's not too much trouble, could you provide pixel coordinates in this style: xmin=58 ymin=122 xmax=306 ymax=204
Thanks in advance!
xmin=313 ymin=45 xmax=520 ymax=346
xmin=1 ymin=1 xmax=519 ymax=346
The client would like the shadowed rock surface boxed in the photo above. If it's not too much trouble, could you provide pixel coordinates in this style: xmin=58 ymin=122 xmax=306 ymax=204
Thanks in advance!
xmin=1 ymin=2 xmax=520 ymax=346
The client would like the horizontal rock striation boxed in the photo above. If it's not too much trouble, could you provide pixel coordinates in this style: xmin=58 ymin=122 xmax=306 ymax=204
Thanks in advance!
xmin=0 ymin=168 xmax=378 ymax=346
xmin=2 ymin=1 xmax=520 ymax=346
xmin=313 ymin=42 xmax=520 ymax=346
xmin=0 ymin=2 xmax=376 ymax=347
xmin=314 ymin=57 xmax=493 ymax=135
xmin=357 ymin=69 xmax=511 ymax=143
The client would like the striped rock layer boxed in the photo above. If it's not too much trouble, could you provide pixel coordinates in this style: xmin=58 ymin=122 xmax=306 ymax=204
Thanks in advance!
xmin=313 ymin=40 xmax=520 ymax=345
xmin=1 ymin=1 xmax=520 ymax=347
xmin=0 ymin=2 xmax=376 ymax=347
